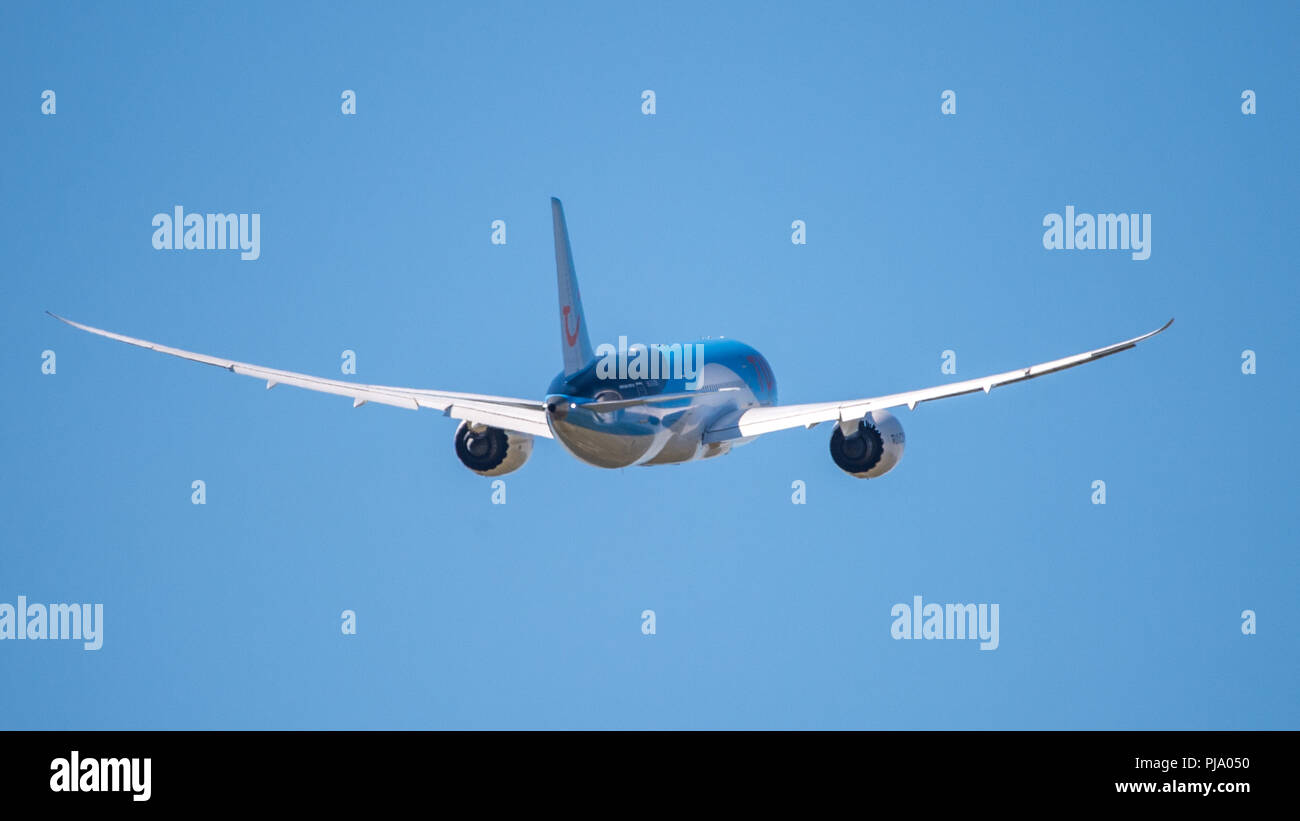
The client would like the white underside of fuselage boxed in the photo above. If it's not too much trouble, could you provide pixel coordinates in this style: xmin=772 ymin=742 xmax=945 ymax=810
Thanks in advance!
xmin=545 ymin=361 xmax=766 ymax=468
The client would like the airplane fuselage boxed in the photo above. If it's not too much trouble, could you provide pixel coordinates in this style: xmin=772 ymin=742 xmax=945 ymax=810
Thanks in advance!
xmin=544 ymin=338 xmax=777 ymax=468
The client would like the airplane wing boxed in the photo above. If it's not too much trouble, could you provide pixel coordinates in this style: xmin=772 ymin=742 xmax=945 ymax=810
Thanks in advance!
xmin=48 ymin=312 xmax=553 ymax=439
xmin=704 ymin=319 xmax=1173 ymax=442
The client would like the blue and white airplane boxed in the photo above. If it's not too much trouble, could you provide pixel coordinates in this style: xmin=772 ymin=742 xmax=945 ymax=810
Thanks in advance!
xmin=50 ymin=198 xmax=1172 ymax=479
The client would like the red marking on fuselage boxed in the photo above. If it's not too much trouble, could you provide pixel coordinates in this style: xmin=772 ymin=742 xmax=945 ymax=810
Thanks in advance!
xmin=747 ymin=355 xmax=774 ymax=393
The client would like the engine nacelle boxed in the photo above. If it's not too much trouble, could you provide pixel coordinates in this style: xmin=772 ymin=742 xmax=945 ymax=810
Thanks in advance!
xmin=829 ymin=409 xmax=905 ymax=479
xmin=454 ymin=421 xmax=534 ymax=476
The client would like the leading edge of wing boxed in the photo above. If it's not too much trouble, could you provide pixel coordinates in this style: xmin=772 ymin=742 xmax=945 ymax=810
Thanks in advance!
xmin=704 ymin=319 xmax=1174 ymax=443
xmin=46 ymin=312 xmax=553 ymax=438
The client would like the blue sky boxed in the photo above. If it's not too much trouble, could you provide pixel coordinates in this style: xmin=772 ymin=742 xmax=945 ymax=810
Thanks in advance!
xmin=1 ymin=1 xmax=1296 ymax=728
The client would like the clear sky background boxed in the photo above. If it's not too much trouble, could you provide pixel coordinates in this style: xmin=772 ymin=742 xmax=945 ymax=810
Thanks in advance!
xmin=2 ymin=1 xmax=1296 ymax=729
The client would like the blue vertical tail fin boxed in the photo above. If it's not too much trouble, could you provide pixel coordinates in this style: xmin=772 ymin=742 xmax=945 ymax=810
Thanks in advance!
xmin=551 ymin=197 xmax=595 ymax=376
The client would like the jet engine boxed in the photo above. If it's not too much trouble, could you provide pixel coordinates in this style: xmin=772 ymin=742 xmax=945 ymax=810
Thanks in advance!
xmin=454 ymin=420 xmax=534 ymax=476
xmin=829 ymin=409 xmax=905 ymax=478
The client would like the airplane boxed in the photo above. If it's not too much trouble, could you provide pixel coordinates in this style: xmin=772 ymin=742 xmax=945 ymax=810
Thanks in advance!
xmin=49 ymin=197 xmax=1173 ymax=479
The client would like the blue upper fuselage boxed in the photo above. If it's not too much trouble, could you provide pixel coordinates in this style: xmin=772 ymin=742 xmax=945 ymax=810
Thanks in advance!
xmin=546 ymin=338 xmax=777 ymax=403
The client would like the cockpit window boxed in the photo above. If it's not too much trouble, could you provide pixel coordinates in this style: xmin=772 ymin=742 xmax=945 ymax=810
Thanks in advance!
xmin=746 ymin=354 xmax=776 ymax=394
